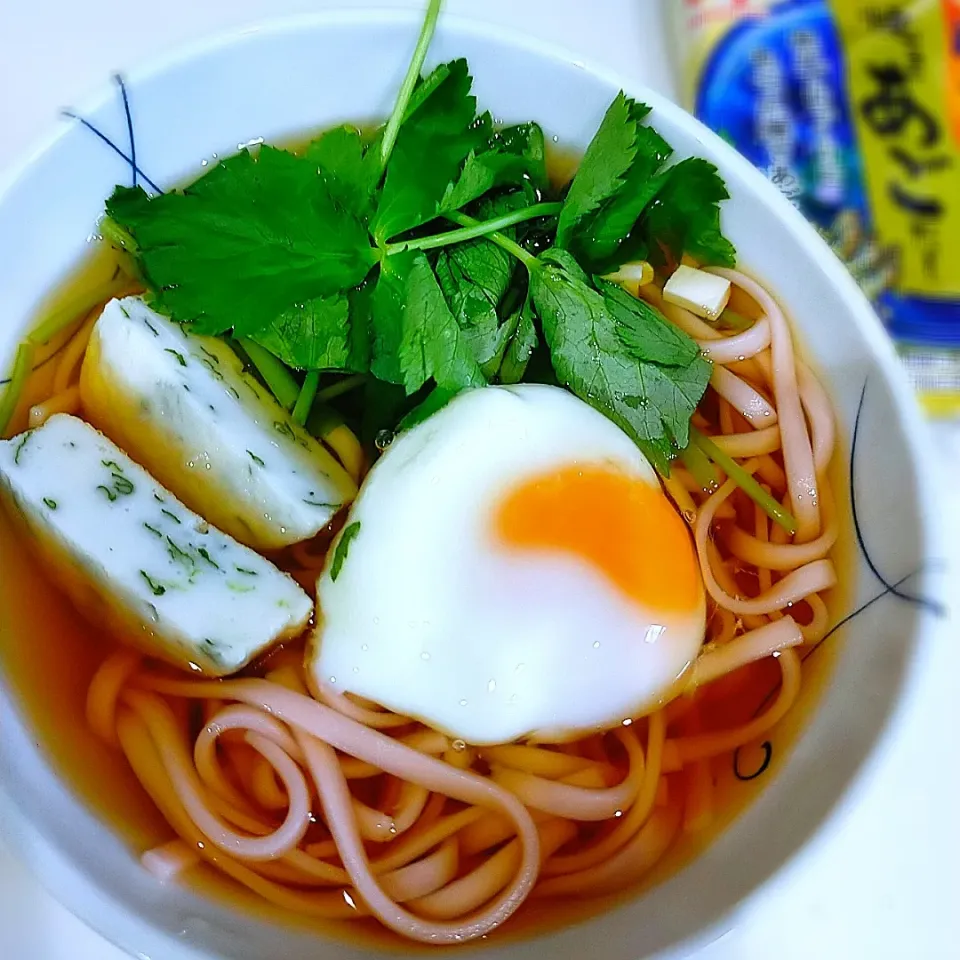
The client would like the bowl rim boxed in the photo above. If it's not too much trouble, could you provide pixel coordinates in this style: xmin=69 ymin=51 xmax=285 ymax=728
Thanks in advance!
xmin=0 ymin=7 xmax=950 ymax=960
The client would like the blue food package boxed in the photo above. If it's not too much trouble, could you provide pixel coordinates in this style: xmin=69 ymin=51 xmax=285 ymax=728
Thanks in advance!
xmin=669 ymin=0 xmax=960 ymax=414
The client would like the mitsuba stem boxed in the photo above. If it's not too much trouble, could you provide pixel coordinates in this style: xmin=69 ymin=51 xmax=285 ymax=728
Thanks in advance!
xmin=237 ymin=338 xmax=301 ymax=411
xmin=0 ymin=342 xmax=37 ymax=436
xmin=293 ymin=371 xmax=321 ymax=426
xmin=690 ymin=427 xmax=798 ymax=535
xmin=378 ymin=0 xmax=444 ymax=177
xmin=444 ymin=211 xmax=539 ymax=269
xmin=317 ymin=373 xmax=367 ymax=403
xmin=386 ymin=202 xmax=561 ymax=256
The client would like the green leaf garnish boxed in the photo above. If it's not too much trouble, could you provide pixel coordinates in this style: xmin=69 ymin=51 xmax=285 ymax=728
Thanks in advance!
xmin=556 ymin=93 xmax=646 ymax=249
xmin=330 ymin=521 xmax=362 ymax=581
xmin=251 ymin=294 xmax=367 ymax=373
xmin=573 ymin=123 xmax=671 ymax=268
xmin=440 ymin=121 xmax=547 ymax=212
xmin=493 ymin=122 xmax=548 ymax=191
xmin=678 ymin=438 xmax=720 ymax=491
xmin=597 ymin=279 xmax=700 ymax=367
xmin=496 ymin=300 xmax=538 ymax=385
xmin=292 ymin=371 xmax=321 ymax=427
xmin=304 ymin=125 xmax=379 ymax=219
xmin=556 ymin=92 xmax=734 ymax=273
xmin=373 ymin=251 xmax=486 ymax=395
xmin=716 ymin=307 xmax=754 ymax=332
xmin=433 ymin=194 xmax=524 ymax=372
xmin=235 ymin=338 xmax=300 ymax=410
xmin=373 ymin=58 xmax=481 ymax=242
xmin=640 ymin=158 xmax=736 ymax=269
xmin=377 ymin=0 xmax=444 ymax=175
xmin=691 ymin=428 xmax=798 ymax=534
xmin=530 ymin=249 xmax=711 ymax=472
xmin=106 ymin=147 xmax=378 ymax=335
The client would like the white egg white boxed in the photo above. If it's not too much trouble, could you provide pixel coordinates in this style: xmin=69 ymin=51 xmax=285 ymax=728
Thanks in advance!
xmin=309 ymin=384 xmax=705 ymax=746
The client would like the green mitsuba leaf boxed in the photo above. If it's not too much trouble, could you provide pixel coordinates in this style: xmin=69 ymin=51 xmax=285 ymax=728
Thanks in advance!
xmin=433 ymin=192 xmax=540 ymax=379
xmin=496 ymin=299 xmax=538 ymax=385
xmin=597 ymin=279 xmax=700 ymax=367
xmin=494 ymin=122 xmax=548 ymax=191
xmin=373 ymin=59 xmax=482 ymax=242
xmin=572 ymin=123 xmax=672 ymax=269
xmin=106 ymin=147 xmax=377 ymax=336
xmin=102 ymin=65 xmax=735 ymax=490
xmin=555 ymin=93 xmax=650 ymax=248
xmin=369 ymin=255 xmax=410 ymax=386
xmin=370 ymin=250 xmax=486 ymax=395
xmin=304 ymin=125 xmax=380 ymax=219
xmin=397 ymin=254 xmax=487 ymax=394
xmin=530 ymin=249 xmax=711 ymax=472
xmin=251 ymin=293 xmax=368 ymax=373
xmin=639 ymin=157 xmax=737 ymax=268
xmin=555 ymin=92 xmax=735 ymax=274
xmin=434 ymin=238 xmax=514 ymax=369
xmin=440 ymin=121 xmax=549 ymax=212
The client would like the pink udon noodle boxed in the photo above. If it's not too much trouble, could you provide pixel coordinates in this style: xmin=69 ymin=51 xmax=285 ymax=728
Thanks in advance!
xmin=68 ymin=267 xmax=840 ymax=944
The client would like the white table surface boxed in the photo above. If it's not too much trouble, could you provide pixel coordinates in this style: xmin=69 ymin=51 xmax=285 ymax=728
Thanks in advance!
xmin=1 ymin=1 xmax=958 ymax=958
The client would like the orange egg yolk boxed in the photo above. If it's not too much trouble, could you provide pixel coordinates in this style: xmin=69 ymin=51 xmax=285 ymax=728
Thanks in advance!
xmin=493 ymin=464 xmax=701 ymax=612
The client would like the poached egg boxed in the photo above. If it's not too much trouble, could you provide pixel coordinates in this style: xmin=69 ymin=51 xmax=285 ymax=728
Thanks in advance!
xmin=309 ymin=384 xmax=705 ymax=745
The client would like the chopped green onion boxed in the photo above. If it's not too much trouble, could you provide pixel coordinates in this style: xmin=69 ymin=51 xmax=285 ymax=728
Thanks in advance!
xmin=690 ymin=427 xmax=798 ymax=535
xmin=317 ymin=373 xmax=367 ymax=403
xmin=292 ymin=370 xmax=320 ymax=426
xmin=237 ymin=338 xmax=300 ymax=411
xmin=0 ymin=342 xmax=37 ymax=436
xmin=678 ymin=439 xmax=719 ymax=491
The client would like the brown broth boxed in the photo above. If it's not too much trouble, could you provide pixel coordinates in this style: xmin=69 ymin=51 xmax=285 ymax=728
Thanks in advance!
xmin=0 ymin=144 xmax=853 ymax=951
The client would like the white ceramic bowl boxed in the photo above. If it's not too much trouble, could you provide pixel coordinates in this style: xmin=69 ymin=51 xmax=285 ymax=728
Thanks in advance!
xmin=0 ymin=10 xmax=947 ymax=960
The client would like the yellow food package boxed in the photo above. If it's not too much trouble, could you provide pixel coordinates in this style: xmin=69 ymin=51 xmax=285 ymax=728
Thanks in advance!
xmin=669 ymin=0 xmax=960 ymax=416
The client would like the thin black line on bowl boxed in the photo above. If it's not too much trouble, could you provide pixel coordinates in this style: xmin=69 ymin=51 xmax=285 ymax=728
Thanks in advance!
xmin=731 ymin=376 xmax=946 ymax=782
xmin=114 ymin=74 xmax=138 ymax=189
xmin=61 ymin=73 xmax=163 ymax=195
